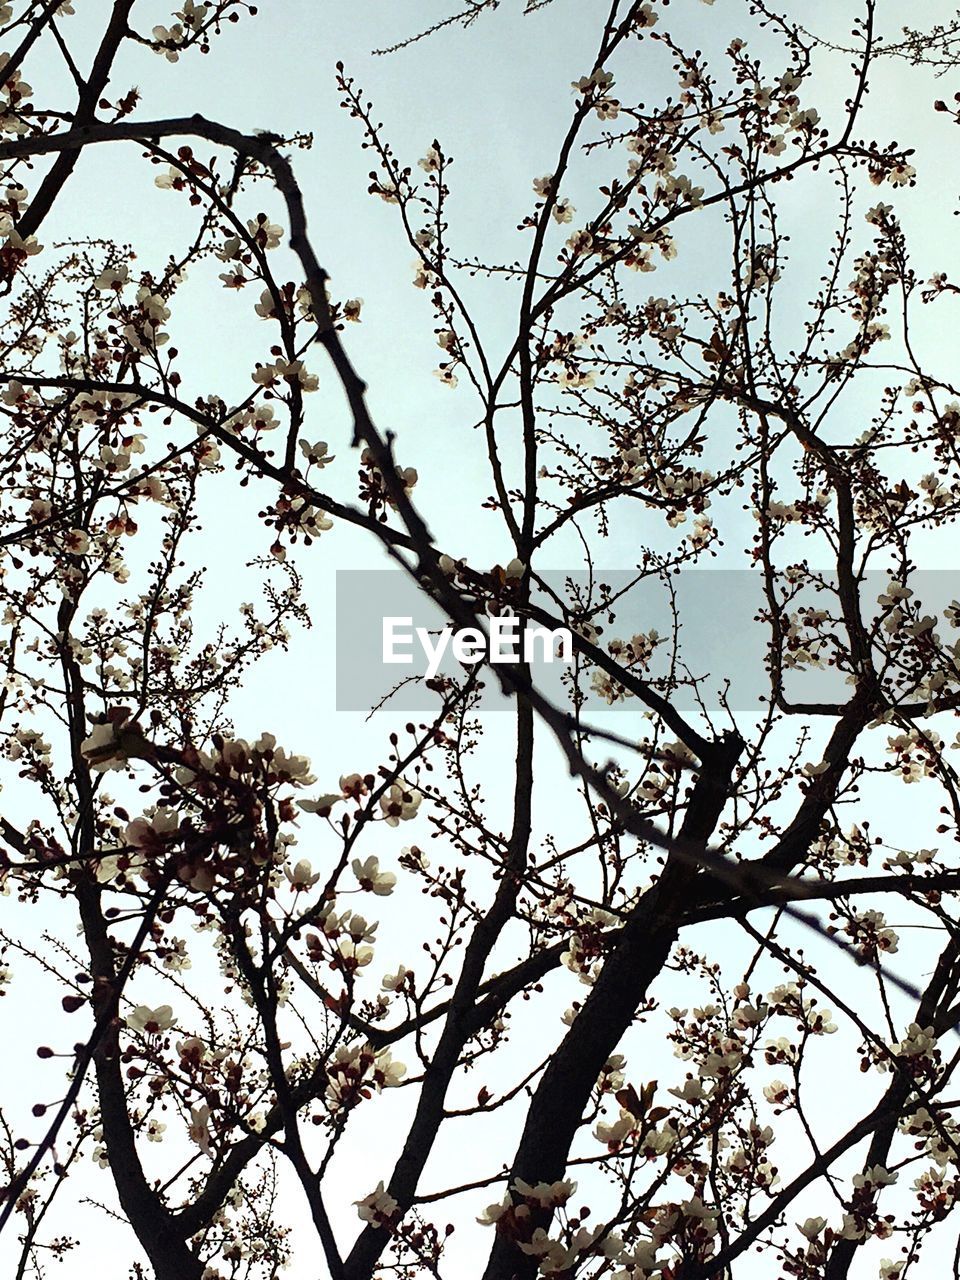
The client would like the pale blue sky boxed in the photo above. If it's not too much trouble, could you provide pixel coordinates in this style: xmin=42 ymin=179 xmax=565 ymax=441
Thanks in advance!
xmin=4 ymin=2 xmax=960 ymax=1275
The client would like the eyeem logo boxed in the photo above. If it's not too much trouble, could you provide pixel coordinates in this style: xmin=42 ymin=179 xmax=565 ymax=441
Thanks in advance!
xmin=383 ymin=616 xmax=573 ymax=679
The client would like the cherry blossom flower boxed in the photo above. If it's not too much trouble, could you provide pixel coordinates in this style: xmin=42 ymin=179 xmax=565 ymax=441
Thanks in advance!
xmin=254 ymin=288 xmax=276 ymax=318
xmin=299 ymin=439 xmax=335 ymax=467
xmin=595 ymin=1108 xmax=637 ymax=1148
xmin=188 ymin=1104 xmax=212 ymax=1154
xmin=298 ymin=792 xmax=342 ymax=815
xmin=339 ymin=773 xmax=368 ymax=800
xmin=566 ymin=228 xmax=594 ymax=257
xmin=512 ymin=1177 xmax=577 ymax=1208
xmin=572 ymin=68 xmax=616 ymax=94
xmin=552 ymin=198 xmax=575 ymax=224
xmin=400 ymin=844 xmax=430 ymax=870
xmin=351 ymin=856 xmax=396 ymax=895
xmin=1 ymin=229 xmax=39 ymax=261
xmin=381 ymin=965 xmax=409 ymax=992
xmin=798 ymin=1216 xmax=826 ymax=1241
xmin=285 ymin=859 xmax=320 ymax=892
xmin=412 ymin=259 xmax=435 ymax=288
xmin=418 ymin=146 xmax=442 ymax=173
xmin=246 ymin=213 xmax=284 ymax=249
xmin=93 ymin=263 xmax=129 ymax=291
xmin=127 ymin=1004 xmax=175 ymax=1035
xmin=379 ymin=784 xmax=421 ymax=826
xmin=337 ymin=937 xmax=374 ymax=969
xmin=152 ymin=23 xmax=185 ymax=61
xmin=355 ymin=1181 xmax=398 ymax=1224
xmin=253 ymin=358 xmax=319 ymax=392
xmin=853 ymin=1164 xmax=898 ymax=1189
xmin=126 ymin=807 xmax=179 ymax=853
xmin=64 ymin=529 xmax=90 ymax=555
xmin=81 ymin=720 xmax=136 ymax=772
xmin=634 ymin=2 xmax=658 ymax=26
xmin=178 ymin=2 xmax=209 ymax=30
xmin=888 ymin=160 xmax=916 ymax=187
xmin=476 ymin=1194 xmax=512 ymax=1225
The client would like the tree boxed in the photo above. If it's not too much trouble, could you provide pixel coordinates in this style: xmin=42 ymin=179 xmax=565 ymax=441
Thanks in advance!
xmin=1 ymin=1 xmax=959 ymax=1277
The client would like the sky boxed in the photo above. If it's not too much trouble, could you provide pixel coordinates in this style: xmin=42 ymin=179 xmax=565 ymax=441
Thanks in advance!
xmin=3 ymin=1 xmax=960 ymax=1277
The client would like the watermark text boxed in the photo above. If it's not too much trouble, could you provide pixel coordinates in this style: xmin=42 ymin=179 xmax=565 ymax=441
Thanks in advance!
xmin=382 ymin=616 xmax=572 ymax=679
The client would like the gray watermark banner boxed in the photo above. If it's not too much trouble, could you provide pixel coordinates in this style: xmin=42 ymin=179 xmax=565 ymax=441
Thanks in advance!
xmin=335 ymin=569 xmax=959 ymax=713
